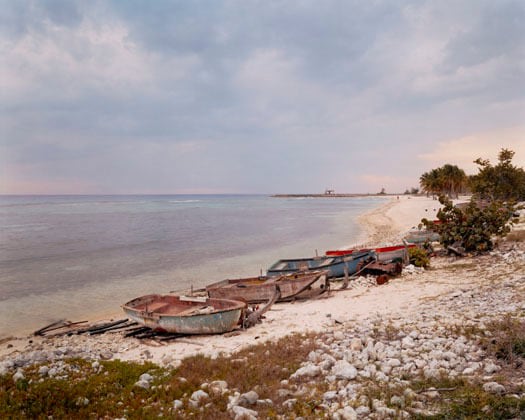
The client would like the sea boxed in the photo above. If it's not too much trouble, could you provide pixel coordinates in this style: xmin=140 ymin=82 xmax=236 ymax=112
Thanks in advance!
xmin=0 ymin=194 xmax=387 ymax=337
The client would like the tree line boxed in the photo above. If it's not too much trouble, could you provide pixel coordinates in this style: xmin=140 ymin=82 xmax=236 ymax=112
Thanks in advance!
xmin=419 ymin=148 xmax=525 ymax=201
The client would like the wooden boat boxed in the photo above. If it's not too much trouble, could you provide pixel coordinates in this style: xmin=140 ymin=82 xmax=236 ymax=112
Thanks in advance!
xmin=267 ymin=250 xmax=375 ymax=278
xmin=122 ymin=294 xmax=246 ymax=334
xmin=404 ymin=229 xmax=440 ymax=244
xmin=206 ymin=270 xmax=328 ymax=304
xmin=325 ymin=244 xmax=415 ymax=262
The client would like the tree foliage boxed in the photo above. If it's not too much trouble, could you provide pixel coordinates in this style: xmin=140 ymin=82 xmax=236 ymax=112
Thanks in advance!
xmin=469 ymin=148 xmax=525 ymax=201
xmin=422 ymin=196 xmax=517 ymax=253
xmin=420 ymin=164 xmax=467 ymax=199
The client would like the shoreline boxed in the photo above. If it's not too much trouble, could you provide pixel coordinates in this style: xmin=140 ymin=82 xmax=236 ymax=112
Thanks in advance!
xmin=0 ymin=195 xmax=440 ymax=361
xmin=1 ymin=195 xmax=524 ymax=418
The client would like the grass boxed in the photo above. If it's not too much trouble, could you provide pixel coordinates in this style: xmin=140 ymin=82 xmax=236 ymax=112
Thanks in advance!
xmin=0 ymin=333 xmax=327 ymax=419
xmin=409 ymin=377 xmax=525 ymax=419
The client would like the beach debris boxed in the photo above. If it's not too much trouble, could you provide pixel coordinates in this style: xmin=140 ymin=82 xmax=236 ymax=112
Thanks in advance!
xmin=243 ymin=286 xmax=281 ymax=328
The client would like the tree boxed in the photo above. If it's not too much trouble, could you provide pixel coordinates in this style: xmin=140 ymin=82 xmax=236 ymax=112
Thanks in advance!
xmin=420 ymin=165 xmax=467 ymax=199
xmin=422 ymin=195 xmax=517 ymax=253
xmin=469 ymin=148 xmax=525 ymax=201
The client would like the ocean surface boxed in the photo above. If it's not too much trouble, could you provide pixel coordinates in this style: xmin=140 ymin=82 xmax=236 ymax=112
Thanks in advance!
xmin=0 ymin=194 xmax=387 ymax=337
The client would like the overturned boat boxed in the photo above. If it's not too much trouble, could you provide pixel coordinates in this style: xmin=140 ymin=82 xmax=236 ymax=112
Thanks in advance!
xmin=267 ymin=250 xmax=375 ymax=278
xmin=206 ymin=270 xmax=328 ymax=304
xmin=122 ymin=294 xmax=246 ymax=334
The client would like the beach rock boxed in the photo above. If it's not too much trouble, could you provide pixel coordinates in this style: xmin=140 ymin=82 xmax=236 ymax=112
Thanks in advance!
xmin=282 ymin=398 xmax=297 ymax=409
xmin=173 ymin=399 xmax=183 ymax=410
xmin=331 ymin=360 xmax=357 ymax=380
xmin=190 ymin=390 xmax=209 ymax=407
xmin=323 ymin=391 xmax=338 ymax=401
xmin=231 ymin=405 xmax=258 ymax=420
xmin=38 ymin=365 xmax=49 ymax=376
xmin=134 ymin=379 xmax=150 ymax=389
xmin=349 ymin=338 xmax=363 ymax=351
xmin=239 ymin=390 xmax=259 ymax=406
xmin=139 ymin=373 xmax=153 ymax=383
xmin=484 ymin=362 xmax=500 ymax=374
xmin=12 ymin=369 xmax=24 ymax=382
xmin=355 ymin=406 xmax=370 ymax=417
xmin=483 ymin=382 xmax=506 ymax=395
xmin=209 ymin=380 xmax=228 ymax=396
xmin=337 ymin=406 xmax=357 ymax=420
xmin=291 ymin=364 xmax=321 ymax=379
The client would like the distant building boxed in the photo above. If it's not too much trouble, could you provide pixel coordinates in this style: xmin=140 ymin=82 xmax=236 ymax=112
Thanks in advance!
xmin=325 ymin=189 xmax=335 ymax=195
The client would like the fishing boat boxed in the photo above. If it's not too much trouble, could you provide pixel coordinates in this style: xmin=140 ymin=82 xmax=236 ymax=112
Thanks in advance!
xmin=325 ymin=244 xmax=415 ymax=262
xmin=267 ymin=250 xmax=375 ymax=278
xmin=122 ymin=294 xmax=246 ymax=334
xmin=403 ymin=229 xmax=440 ymax=244
xmin=206 ymin=270 xmax=328 ymax=304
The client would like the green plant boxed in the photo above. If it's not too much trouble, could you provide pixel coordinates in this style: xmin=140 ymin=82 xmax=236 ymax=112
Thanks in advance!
xmin=408 ymin=247 xmax=430 ymax=268
xmin=422 ymin=196 xmax=517 ymax=253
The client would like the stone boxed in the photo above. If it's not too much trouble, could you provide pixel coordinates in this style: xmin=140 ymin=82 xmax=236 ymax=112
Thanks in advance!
xmin=291 ymin=364 xmax=321 ymax=379
xmin=323 ymin=391 xmax=338 ymax=401
xmin=483 ymin=382 xmax=506 ymax=395
xmin=190 ymin=389 xmax=209 ymax=407
xmin=38 ymin=365 xmax=49 ymax=376
xmin=231 ymin=405 xmax=258 ymax=420
xmin=338 ymin=406 xmax=357 ymax=420
xmin=209 ymin=380 xmax=228 ymax=395
xmin=134 ymin=380 xmax=150 ymax=389
xmin=333 ymin=331 xmax=345 ymax=341
xmin=75 ymin=397 xmax=89 ymax=406
xmin=484 ymin=362 xmax=500 ymax=374
xmin=390 ymin=395 xmax=405 ymax=407
xmin=350 ymin=338 xmax=363 ymax=351
xmin=282 ymin=399 xmax=297 ymax=409
xmin=331 ymin=360 xmax=357 ymax=380
xmin=12 ymin=369 xmax=24 ymax=382
xmin=173 ymin=399 xmax=183 ymax=410
xmin=239 ymin=390 xmax=259 ymax=406
xmin=139 ymin=373 xmax=153 ymax=383
xmin=355 ymin=406 xmax=370 ymax=417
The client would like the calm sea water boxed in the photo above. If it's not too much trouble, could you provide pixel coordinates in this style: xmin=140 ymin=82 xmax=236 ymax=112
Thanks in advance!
xmin=0 ymin=194 xmax=386 ymax=337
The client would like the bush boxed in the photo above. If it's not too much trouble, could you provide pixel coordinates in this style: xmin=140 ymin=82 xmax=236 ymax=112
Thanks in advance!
xmin=422 ymin=196 xmax=518 ymax=253
xmin=408 ymin=247 xmax=430 ymax=268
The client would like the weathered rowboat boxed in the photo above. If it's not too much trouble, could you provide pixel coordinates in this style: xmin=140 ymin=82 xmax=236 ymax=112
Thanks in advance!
xmin=206 ymin=270 xmax=328 ymax=304
xmin=122 ymin=295 xmax=246 ymax=334
xmin=267 ymin=250 xmax=375 ymax=278
xmin=404 ymin=229 xmax=440 ymax=244
xmin=325 ymin=244 xmax=415 ymax=262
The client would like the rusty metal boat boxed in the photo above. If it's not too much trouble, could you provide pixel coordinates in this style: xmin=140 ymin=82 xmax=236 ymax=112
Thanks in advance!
xmin=206 ymin=270 xmax=328 ymax=304
xmin=122 ymin=294 xmax=246 ymax=334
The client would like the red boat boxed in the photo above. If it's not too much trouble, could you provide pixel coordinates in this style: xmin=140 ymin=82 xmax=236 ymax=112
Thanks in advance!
xmin=325 ymin=244 xmax=415 ymax=262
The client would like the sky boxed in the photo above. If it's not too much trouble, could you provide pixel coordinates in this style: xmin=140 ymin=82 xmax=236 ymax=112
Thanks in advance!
xmin=1 ymin=0 xmax=524 ymax=195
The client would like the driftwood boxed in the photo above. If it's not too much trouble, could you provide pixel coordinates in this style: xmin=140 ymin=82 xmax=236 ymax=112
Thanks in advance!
xmin=244 ymin=286 xmax=281 ymax=328
xmin=34 ymin=320 xmax=89 ymax=337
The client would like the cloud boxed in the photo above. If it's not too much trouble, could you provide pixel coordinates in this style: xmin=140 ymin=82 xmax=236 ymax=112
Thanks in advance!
xmin=1 ymin=1 xmax=524 ymax=194
xmin=418 ymin=126 xmax=525 ymax=173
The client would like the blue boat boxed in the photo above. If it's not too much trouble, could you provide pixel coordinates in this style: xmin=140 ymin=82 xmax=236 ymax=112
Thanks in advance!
xmin=267 ymin=250 xmax=376 ymax=278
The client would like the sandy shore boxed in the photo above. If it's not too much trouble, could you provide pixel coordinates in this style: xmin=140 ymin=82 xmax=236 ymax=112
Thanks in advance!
xmin=0 ymin=195 xmax=451 ymax=362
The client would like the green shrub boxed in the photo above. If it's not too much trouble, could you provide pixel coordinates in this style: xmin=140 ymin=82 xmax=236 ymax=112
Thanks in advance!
xmin=422 ymin=195 xmax=518 ymax=253
xmin=408 ymin=247 xmax=430 ymax=268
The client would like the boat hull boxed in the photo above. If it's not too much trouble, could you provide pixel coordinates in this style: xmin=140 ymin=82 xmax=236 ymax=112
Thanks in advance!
xmin=326 ymin=244 xmax=415 ymax=262
xmin=267 ymin=251 xmax=375 ymax=278
xmin=122 ymin=295 xmax=245 ymax=334
xmin=206 ymin=271 xmax=328 ymax=303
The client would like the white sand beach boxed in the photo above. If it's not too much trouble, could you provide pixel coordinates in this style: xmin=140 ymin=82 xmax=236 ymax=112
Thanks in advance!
xmin=0 ymin=195 xmax=468 ymax=362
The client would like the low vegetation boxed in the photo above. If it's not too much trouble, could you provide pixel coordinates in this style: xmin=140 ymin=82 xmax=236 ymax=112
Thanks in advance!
xmin=422 ymin=195 xmax=517 ymax=253
xmin=0 ymin=333 xmax=325 ymax=419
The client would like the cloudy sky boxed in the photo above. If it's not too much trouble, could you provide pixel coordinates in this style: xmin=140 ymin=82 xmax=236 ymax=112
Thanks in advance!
xmin=1 ymin=0 xmax=524 ymax=194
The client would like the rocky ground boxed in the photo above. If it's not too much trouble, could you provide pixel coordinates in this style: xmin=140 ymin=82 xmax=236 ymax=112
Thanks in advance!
xmin=1 ymin=239 xmax=524 ymax=419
